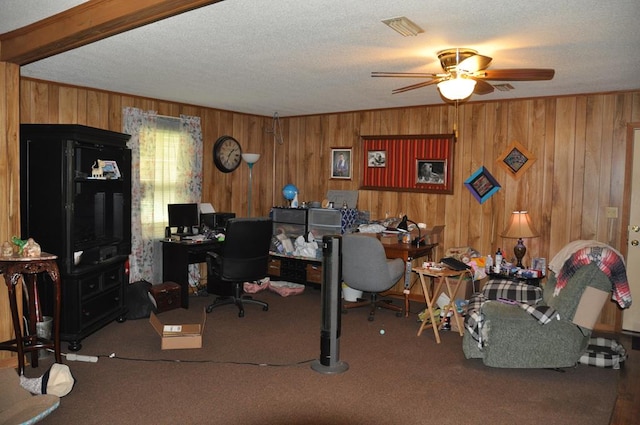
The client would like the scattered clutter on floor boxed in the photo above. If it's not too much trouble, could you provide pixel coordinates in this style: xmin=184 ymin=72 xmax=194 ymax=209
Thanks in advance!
xmin=243 ymin=277 xmax=305 ymax=297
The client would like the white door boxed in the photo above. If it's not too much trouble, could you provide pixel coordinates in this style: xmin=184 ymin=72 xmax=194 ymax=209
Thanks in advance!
xmin=623 ymin=128 xmax=640 ymax=332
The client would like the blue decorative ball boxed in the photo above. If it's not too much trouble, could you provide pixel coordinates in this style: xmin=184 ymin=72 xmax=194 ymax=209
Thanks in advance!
xmin=282 ymin=184 xmax=298 ymax=201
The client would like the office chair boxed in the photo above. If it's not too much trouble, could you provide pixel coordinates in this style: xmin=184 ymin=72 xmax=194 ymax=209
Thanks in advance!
xmin=341 ymin=234 xmax=405 ymax=321
xmin=206 ymin=217 xmax=272 ymax=317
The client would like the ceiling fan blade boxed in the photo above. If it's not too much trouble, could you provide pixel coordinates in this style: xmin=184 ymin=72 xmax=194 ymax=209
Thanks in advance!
xmin=372 ymin=71 xmax=441 ymax=79
xmin=472 ymin=79 xmax=495 ymax=95
xmin=474 ymin=68 xmax=555 ymax=81
xmin=457 ymin=54 xmax=492 ymax=73
xmin=392 ymin=79 xmax=443 ymax=94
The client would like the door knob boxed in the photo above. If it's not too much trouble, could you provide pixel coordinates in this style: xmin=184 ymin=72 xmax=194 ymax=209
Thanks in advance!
xmin=632 ymin=240 xmax=639 ymax=246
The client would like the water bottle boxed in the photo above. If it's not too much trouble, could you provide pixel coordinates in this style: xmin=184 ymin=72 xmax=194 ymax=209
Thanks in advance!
xmin=494 ymin=248 xmax=502 ymax=274
xmin=485 ymin=254 xmax=493 ymax=273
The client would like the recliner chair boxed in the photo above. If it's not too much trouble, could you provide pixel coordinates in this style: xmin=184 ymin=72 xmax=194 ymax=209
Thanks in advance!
xmin=206 ymin=217 xmax=272 ymax=317
xmin=341 ymin=234 xmax=405 ymax=321
xmin=463 ymin=242 xmax=631 ymax=368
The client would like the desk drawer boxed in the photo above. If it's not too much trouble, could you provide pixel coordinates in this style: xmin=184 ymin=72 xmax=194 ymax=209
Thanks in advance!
xmin=268 ymin=258 xmax=281 ymax=277
xmin=306 ymin=263 xmax=322 ymax=284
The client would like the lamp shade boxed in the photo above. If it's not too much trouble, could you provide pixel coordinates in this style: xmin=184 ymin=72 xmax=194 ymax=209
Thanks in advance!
xmin=437 ymin=76 xmax=476 ymax=101
xmin=501 ymin=211 xmax=539 ymax=239
xmin=241 ymin=153 xmax=261 ymax=164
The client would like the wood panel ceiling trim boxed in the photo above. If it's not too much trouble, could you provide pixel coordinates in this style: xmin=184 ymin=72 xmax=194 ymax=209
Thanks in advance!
xmin=0 ymin=0 xmax=222 ymax=65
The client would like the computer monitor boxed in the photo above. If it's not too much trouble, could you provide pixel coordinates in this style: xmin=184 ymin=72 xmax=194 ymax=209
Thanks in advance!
xmin=200 ymin=212 xmax=235 ymax=232
xmin=168 ymin=203 xmax=199 ymax=235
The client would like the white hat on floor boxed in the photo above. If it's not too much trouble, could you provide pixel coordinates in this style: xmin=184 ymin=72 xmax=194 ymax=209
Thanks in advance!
xmin=41 ymin=363 xmax=75 ymax=397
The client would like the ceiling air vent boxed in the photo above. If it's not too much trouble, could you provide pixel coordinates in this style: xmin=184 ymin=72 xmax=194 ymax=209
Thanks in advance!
xmin=493 ymin=83 xmax=514 ymax=92
xmin=381 ymin=16 xmax=424 ymax=37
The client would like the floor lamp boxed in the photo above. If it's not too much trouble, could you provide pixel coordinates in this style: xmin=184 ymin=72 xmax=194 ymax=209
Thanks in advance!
xmin=242 ymin=153 xmax=260 ymax=217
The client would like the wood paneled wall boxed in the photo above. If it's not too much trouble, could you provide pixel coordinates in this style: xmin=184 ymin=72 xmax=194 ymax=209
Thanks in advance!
xmin=16 ymin=77 xmax=640 ymax=331
xmin=0 ymin=62 xmax=20 ymax=364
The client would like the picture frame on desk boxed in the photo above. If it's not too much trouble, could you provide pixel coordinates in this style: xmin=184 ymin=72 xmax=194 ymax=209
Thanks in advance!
xmin=532 ymin=257 xmax=546 ymax=276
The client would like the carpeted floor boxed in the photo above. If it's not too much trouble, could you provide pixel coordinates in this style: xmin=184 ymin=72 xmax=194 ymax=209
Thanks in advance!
xmin=27 ymin=287 xmax=618 ymax=425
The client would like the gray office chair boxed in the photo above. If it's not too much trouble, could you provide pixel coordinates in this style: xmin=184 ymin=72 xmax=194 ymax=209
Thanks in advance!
xmin=206 ymin=217 xmax=272 ymax=317
xmin=341 ymin=234 xmax=405 ymax=321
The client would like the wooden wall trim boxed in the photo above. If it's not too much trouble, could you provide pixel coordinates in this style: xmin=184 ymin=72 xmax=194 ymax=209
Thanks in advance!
xmin=0 ymin=0 xmax=223 ymax=65
xmin=0 ymin=61 xmax=20 ymax=362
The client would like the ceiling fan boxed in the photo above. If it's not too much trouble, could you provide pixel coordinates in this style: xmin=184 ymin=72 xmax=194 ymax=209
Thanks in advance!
xmin=372 ymin=48 xmax=555 ymax=101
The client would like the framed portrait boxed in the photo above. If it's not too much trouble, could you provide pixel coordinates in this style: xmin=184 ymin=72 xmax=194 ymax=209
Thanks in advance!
xmin=367 ymin=150 xmax=386 ymax=167
xmin=416 ymin=160 xmax=446 ymax=185
xmin=496 ymin=140 xmax=536 ymax=179
xmin=331 ymin=148 xmax=352 ymax=179
xmin=360 ymin=134 xmax=455 ymax=193
xmin=464 ymin=166 xmax=501 ymax=204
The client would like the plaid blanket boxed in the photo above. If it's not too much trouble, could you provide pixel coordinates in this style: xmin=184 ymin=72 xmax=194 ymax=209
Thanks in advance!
xmin=578 ymin=337 xmax=627 ymax=369
xmin=465 ymin=280 xmax=559 ymax=348
xmin=555 ymin=246 xmax=632 ymax=309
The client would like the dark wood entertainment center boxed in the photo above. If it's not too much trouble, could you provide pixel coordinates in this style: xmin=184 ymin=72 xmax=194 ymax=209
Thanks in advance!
xmin=20 ymin=124 xmax=132 ymax=351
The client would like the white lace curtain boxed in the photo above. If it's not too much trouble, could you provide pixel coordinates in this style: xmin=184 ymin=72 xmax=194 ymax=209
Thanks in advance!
xmin=123 ymin=107 xmax=203 ymax=283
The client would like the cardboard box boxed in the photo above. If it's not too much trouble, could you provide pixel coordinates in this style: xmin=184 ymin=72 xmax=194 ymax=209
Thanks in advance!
xmin=572 ymin=286 xmax=608 ymax=329
xmin=149 ymin=309 xmax=206 ymax=350
xmin=380 ymin=235 xmax=397 ymax=245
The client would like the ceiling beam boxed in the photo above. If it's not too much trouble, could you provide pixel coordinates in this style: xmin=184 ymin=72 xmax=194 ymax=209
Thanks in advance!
xmin=0 ymin=0 xmax=223 ymax=65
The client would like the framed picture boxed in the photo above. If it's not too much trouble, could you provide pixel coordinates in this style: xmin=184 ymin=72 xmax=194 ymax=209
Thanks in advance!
xmin=361 ymin=134 xmax=455 ymax=193
xmin=496 ymin=141 xmax=536 ymax=179
xmin=331 ymin=148 xmax=352 ymax=179
xmin=416 ymin=160 xmax=446 ymax=184
xmin=464 ymin=166 xmax=501 ymax=204
xmin=367 ymin=150 xmax=386 ymax=167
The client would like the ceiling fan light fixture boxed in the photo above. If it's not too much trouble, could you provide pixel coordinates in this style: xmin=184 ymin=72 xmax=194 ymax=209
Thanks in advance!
xmin=437 ymin=77 xmax=477 ymax=101
xmin=381 ymin=16 xmax=424 ymax=37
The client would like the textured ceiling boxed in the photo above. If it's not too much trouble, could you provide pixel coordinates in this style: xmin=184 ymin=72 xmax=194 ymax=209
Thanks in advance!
xmin=3 ymin=0 xmax=640 ymax=117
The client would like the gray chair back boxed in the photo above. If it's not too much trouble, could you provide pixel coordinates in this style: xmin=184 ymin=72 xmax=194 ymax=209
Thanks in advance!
xmin=342 ymin=234 xmax=404 ymax=292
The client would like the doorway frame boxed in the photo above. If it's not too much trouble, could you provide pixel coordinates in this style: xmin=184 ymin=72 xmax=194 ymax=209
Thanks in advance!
xmin=620 ymin=122 xmax=640 ymax=332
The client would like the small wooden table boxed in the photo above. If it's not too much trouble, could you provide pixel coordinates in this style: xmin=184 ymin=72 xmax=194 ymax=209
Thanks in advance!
xmin=383 ymin=242 xmax=437 ymax=317
xmin=413 ymin=266 xmax=472 ymax=343
xmin=0 ymin=253 xmax=62 ymax=374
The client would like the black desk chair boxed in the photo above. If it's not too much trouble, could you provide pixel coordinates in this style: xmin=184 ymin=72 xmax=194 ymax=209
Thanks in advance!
xmin=205 ymin=217 xmax=272 ymax=317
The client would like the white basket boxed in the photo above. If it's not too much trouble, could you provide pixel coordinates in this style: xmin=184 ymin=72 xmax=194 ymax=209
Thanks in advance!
xmin=342 ymin=284 xmax=363 ymax=302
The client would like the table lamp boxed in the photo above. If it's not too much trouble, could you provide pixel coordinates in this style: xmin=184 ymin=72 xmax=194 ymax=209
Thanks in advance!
xmin=242 ymin=153 xmax=260 ymax=217
xmin=501 ymin=211 xmax=539 ymax=268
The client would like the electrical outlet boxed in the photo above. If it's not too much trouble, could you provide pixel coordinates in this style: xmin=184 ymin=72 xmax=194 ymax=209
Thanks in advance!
xmin=606 ymin=207 xmax=618 ymax=219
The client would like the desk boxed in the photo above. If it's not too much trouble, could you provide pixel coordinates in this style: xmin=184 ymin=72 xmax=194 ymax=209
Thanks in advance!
xmin=413 ymin=267 xmax=471 ymax=343
xmin=0 ymin=253 xmax=62 ymax=374
xmin=161 ymin=239 xmax=222 ymax=308
xmin=382 ymin=242 xmax=437 ymax=317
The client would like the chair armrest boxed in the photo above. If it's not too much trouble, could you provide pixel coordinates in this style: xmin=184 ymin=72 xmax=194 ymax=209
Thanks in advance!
xmin=206 ymin=251 xmax=222 ymax=271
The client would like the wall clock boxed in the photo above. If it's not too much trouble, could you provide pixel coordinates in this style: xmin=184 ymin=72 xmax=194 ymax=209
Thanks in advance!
xmin=213 ymin=135 xmax=242 ymax=173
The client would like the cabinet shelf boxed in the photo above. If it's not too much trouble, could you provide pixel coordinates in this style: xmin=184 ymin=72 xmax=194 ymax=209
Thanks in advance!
xmin=21 ymin=124 xmax=132 ymax=351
